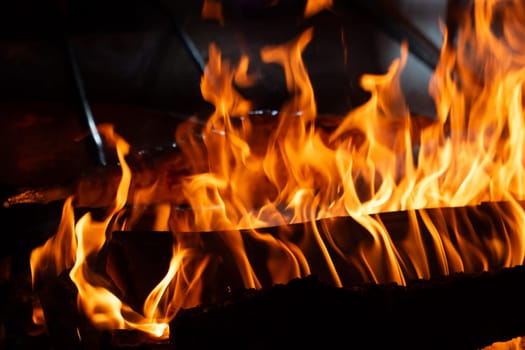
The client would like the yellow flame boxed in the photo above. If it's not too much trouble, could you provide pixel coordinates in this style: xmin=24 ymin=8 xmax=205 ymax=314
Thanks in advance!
xmin=143 ymin=245 xmax=209 ymax=323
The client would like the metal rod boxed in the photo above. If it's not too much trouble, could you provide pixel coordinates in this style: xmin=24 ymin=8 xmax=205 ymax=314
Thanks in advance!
xmin=53 ymin=0 xmax=107 ymax=168
xmin=155 ymin=0 xmax=206 ymax=75
xmin=174 ymin=21 xmax=206 ymax=74
xmin=65 ymin=39 xmax=107 ymax=167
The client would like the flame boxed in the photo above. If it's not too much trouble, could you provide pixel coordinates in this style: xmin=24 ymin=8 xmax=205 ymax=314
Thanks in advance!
xmin=30 ymin=195 xmax=76 ymax=328
xmin=181 ymin=0 xmax=525 ymax=284
xmin=29 ymin=0 xmax=525 ymax=341
xmin=304 ymin=0 xmax=333 ymax=18
xmin=202 ymin=0 xmax=224 ymax=25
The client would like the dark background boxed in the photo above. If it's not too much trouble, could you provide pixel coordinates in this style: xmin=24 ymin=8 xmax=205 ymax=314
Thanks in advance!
xmin=0 ymin=0 xmax=447 ymax=192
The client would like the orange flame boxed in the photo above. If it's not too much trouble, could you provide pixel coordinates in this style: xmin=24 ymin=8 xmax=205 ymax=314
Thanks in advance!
xmin=181 ymin=0 xmax=525 ymax=284
xmin=202 ymin=0 xmax=224 ymax=25
xmin=29 ymin=0 xmax=525 ymax=340
xmin=304 ymin=0 xmax=333 ymax=18
xmin=30 ymin=195 xmax=76 ymax=328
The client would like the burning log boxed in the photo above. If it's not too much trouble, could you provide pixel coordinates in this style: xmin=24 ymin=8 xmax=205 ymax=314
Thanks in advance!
xmin=2 ymin=111 xmax=438 ymax=234
xmin=97 ymin=201 xmax=525 ymax=349
xmin=105 ymin=231 xmax=174 ymax=313
xmin=34 ymin=270 xmax=81 ymax=350
xmin=2 ymin=111 xmax=436 ymax=209
xmin=40 ymin=220 xmax=525 ymax=350
xmin=36 ymin=267 xmax=525 ymax=350
xmin=169 ymin=267 xmax=525 ymax=350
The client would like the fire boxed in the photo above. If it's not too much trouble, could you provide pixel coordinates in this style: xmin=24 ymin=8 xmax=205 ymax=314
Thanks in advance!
xmin=29 ymin=0 xmax=525 ymax=342
xmin=30 ymin=196 xmax=76 ymax=329
xmin=201 ymin=0 xmax=224 ymax=25
xmin=304 ymin=0 xmax=333 ymax=18
xmin=30 ymin=125 xmax=207 ymax=339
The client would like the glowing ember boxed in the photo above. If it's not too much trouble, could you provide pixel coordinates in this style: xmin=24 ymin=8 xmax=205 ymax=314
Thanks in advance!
xmin=29 ymin=0 xmax=525 ymax=341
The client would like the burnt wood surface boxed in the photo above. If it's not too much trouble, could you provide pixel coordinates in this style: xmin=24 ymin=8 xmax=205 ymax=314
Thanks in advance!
xmin=170 ymin=269 xmax=525 ymax=350
xmin=30 ymin=264 xmax=525 ymax=350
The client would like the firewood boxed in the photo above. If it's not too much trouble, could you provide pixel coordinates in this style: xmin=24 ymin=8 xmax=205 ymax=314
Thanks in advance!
xmin=2 ymin=110 xmax=436 ymax=209
xmin=102 ymin=201 xmax=525 ymax=349
xmin=105 ymin=231 xmax=174 ymax=312
xmin=109 ymin=201 xmax=525 ymax=290
xmin=36 ymin=200 xmax=525 ymax=349
xmin=169 ymin=267 xmax=525 ymax=350
xmin=35 ymin=270 xmax=81 ymax=350
xmin=31 ymin=262 xmax=525 ymax=350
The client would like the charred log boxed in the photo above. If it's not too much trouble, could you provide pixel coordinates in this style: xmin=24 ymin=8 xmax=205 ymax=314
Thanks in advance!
xmin=109 ymin=201 xmax=525 ymax=292
xmin=170 ymin=268 xmax=525 ymax=350
xmin=105 ymin=201 xmax=525 ymax=349
xmin=36 ymin=258 xmax=525 ymax=350
xmin=23 ymin=200 xmax=525 ymax=349
xmin=1 ymin=108 xmax=435 ymax=209
xmin=35 ymin=270 xmax=81 ymax=350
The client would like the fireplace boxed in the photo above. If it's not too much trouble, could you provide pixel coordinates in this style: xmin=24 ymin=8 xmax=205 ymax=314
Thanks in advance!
xmin=1 ymin=0 xmax=525 ymax=349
